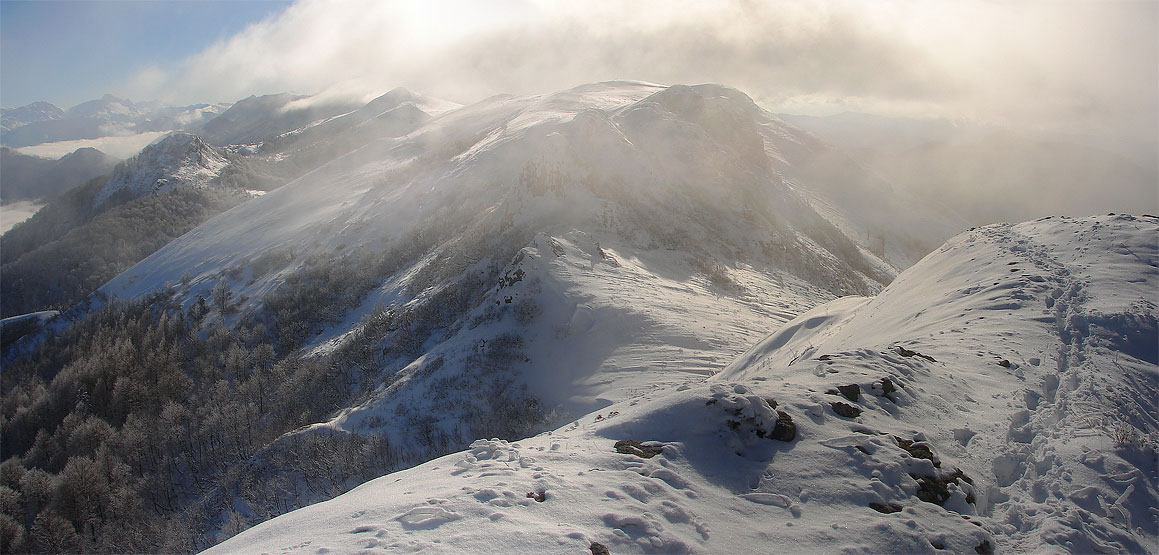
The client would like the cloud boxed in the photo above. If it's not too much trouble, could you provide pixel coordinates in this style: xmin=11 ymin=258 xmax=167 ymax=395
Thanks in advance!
xmin=16 ymin=131 xmax=170 ymax=159
xmin=123 ymin=0 xmax=1156 ymax=147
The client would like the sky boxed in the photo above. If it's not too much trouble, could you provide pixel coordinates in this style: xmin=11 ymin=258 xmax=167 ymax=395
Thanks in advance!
xmin=0 ymin=0 xmax=290 ymax=109
xmin=1 ymin=0 xmax=1156 ymax=151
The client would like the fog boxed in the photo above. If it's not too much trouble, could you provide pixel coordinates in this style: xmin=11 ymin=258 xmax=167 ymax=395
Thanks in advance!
xmin=122 ymin=1 xmax=1153 ymax=137
xmin=116 ymin=0 xmax=1156 ymax=220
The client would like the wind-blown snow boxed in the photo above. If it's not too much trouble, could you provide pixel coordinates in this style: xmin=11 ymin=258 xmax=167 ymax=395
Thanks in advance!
xmin=103 ymin=82 xmax=940 ymax=302
xmin=210 ymin=214 xmax=1158 ymax=554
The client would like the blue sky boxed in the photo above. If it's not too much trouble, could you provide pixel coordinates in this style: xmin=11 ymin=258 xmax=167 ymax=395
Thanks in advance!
xmin=1 ymin=0 xmax=291 ymax=109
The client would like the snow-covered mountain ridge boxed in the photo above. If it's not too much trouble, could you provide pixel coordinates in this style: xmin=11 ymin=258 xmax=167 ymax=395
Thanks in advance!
xmin=211 ymin=214 xmax=1158 ymax=554
xmin=94 ymin=133 xmax=233 ymax=206
xmin=99 ymin=82 xmax=956 ymax=429
xmin=0 ymin=101 xmax=64 ymax=131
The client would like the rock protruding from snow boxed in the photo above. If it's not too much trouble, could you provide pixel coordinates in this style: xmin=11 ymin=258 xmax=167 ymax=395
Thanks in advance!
xmin=94 ymin=133 xmax=233 ymax=207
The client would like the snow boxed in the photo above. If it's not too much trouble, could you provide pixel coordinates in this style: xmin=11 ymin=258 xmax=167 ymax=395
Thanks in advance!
xmin=318 ymin=230 xmax=825 ymax=429
xmin=0 ymin=310 xmax=59 ymax=328
xmin=1 ymin=310 xmax=59 ymax=353
xmin=210 ymin=214 xmax=1157 ymax=554
xmin=65 ymin=94 xmax=144 ymax=121
xmin=102 ymin=81 xmax=926 ymax=303
xmin=195 ymin=92 xmax=366 ymax=146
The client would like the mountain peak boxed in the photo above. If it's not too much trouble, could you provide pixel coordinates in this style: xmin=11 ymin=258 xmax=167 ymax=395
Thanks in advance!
xmin=94 ymin=132 xmax=232 ymax=207
xmin=195 ymin=92 xmax=360 ymax=146
xmin=0 ymin=101 xmax=65 ymax=131
xmin=65 ymin=94 xmax=141 ymax=121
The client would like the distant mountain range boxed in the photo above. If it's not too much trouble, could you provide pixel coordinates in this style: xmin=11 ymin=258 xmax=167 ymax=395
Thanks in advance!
xmin=0 ymin=95 xmax=227 ymax=149
xmin=0 ymin=100 xmax=65 ymax=131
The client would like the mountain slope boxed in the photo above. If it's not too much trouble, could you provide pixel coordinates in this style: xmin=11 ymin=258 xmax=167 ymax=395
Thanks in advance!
xmin=80 ymin=82 xmax=963 ymax=541
xmin=0 ymin=146 xmax=118 ymax=202
xmin=0 ymin=82 xmax=968 ymax=551
xmin=248 ymin=88 xmax=458 ymax=183
xmin=0 ymin=133 xmax=259 ymax=317
xmin=212 ymin=214 xmax=1158 ymax=554
xmin=63 ymin=94 xmax=144 ymax=122
xmin=101 ymin=82 xmax=953 ymax=419
xmin=193 ymin=92 xmax=362 ymax=147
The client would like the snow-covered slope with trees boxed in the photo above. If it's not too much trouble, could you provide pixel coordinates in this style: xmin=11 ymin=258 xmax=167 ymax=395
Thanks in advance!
xmin=212 ymin=214 xmax=1158 ymax=554
xmin=3 ymin=81 xmax=1150 ymax=553
xmin=0 ymin=132 xmax=271 ymax=318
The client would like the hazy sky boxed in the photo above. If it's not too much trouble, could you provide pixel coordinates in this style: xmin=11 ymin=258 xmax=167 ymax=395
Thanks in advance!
xmin=2 ymin=0 xmax=1156 ymax=149
xmin=0 ymin=0 xmax=290 ymax=109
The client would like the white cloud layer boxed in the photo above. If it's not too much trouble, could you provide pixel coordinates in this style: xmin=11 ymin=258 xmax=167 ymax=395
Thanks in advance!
xmin=123 ymin=0 xmax=1156 ymax=147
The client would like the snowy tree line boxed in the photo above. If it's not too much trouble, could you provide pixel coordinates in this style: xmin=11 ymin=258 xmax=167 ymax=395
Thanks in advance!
xmin=1 ymin=180 xmax=249 ymax=318
xmin=0 ymin=207 xmax=546 ymax=552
